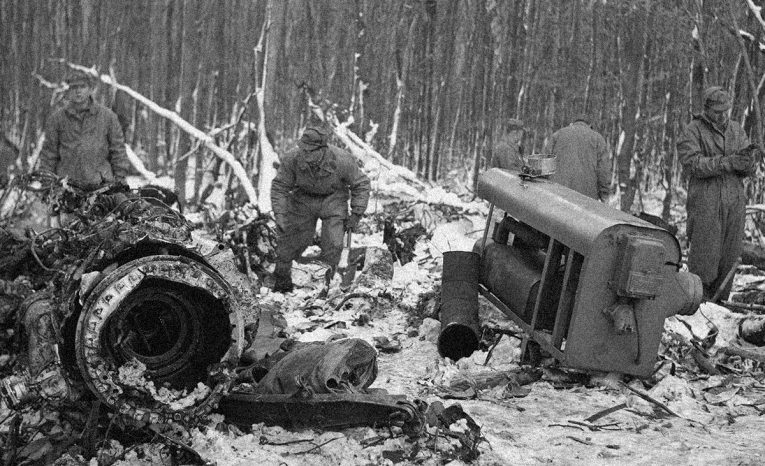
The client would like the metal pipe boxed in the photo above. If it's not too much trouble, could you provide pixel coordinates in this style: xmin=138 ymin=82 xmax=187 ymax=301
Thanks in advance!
xmin=438 ymin=251 xmax=481 ymax=360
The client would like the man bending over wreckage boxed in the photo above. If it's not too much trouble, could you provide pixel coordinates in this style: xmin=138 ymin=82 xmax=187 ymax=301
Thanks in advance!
xmin=270 ymin=125 xmax=370 ymax=293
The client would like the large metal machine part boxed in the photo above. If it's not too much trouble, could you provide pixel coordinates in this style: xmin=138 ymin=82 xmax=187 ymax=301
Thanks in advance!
xmin=474 ymin=169 xmax=703 ymax=377
xmin=5 ymin=193 xmax=246 ymax=423
xmin=74 ymin=254 xmax=243 ymax=424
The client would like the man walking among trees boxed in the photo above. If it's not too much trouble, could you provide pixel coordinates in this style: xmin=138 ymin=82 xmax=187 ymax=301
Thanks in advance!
xmin=39 ymin=70 xmax=129 ymax=191
xmin=545 ymin=117 xmax=611 ymax=202
xmin=677 ymin=86 xmax=757 ymax=302
xmin=270 ymin=125 xmax=370 ymax=293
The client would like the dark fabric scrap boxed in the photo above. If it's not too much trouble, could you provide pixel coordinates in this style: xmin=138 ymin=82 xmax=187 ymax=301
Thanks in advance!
xmin=255 ymin=338 xmax=378 ymax=395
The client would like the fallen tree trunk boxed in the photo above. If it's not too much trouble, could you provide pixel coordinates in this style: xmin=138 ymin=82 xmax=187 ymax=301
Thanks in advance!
xmin=61 ymin=62 xmax=258 ymax=205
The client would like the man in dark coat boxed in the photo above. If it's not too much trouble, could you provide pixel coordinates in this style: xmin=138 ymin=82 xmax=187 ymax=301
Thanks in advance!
xmin=546 ymin=118 xmax=611 ymax=201
xmin=39 ymin=70 xmax=129 ymax=191
xmin=678 ymin=86 xmax=756 ymax=301
xmin=491 ymin=118 xmax=525 ymax=171
xmin=270 ymin=126 xmax=371 ymax=293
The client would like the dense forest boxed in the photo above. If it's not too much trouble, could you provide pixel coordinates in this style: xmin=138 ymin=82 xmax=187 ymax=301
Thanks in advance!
xmin=2 ymin=0 xmax=765 ymax=217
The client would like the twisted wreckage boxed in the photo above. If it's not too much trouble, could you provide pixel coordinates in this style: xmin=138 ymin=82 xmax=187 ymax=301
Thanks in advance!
xmin=0 ymin=168 xmax=708 ymax=439
xmin=0 ymin=173 xmax=421 ymax=434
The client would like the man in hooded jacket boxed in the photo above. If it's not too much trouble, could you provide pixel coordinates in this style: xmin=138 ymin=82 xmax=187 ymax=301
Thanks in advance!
xmin=677 ymin=86 xmax=757 ymax=301
xmin=270 ymin=126 xmax=370 ymax=293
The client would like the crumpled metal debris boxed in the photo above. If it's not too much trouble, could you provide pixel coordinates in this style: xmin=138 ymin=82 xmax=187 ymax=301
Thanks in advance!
xmin=0 ymin=173 xmax=245 ymax=425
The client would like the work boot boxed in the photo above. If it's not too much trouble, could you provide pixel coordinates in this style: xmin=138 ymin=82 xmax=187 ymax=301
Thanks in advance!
xmin=272 ymin=262 xmax=294 ymax=293
xmin=317 ymin=267 xmax=336 ymax=299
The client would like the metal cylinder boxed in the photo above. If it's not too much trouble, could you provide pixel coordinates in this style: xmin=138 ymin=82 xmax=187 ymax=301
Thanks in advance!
xmin=438 ymin=251 xmax=481 ymax=360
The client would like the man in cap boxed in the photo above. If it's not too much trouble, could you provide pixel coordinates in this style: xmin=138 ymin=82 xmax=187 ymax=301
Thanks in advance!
xmin=545 ymin=116 xmax=611 ymax=201
xmin=39 ymin=70 xmax=129 ymax=191
xmin=678 ymin=86 xmax=757 ymax=301
xmin=491 ymin=118 xmax=525 ymax=170
xmin=270 ymin=126 xmax=371 ymax=293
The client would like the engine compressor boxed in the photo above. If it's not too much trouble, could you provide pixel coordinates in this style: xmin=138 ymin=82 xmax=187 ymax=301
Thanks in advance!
xmin=0 ymin=178 xmax=246 ymax=424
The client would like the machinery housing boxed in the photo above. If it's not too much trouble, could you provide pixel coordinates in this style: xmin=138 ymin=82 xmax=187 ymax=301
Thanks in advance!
xmin=474 ymin=169 xmax=702 ymax=377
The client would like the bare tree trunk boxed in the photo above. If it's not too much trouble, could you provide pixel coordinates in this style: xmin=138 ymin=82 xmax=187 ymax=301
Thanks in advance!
xmin=174 ymin=0 xmax=195 ymax=209
xmin=728 ymin=3 xmax=764 ymax=149
xmin=618 ymin=5 xmax=649 ymax=212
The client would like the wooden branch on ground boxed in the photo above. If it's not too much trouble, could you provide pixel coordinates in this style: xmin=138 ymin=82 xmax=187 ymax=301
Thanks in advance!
xmin=723 ymin=300 xmax=765 ymax=314
xmin=720 ymin=345 xmax=765 ymax=364
xmin=449 ymin=367 xmax=541 ymax=392
xmin=60 ymin=61 xmax=258 ymax=205
xmin=584 ymin=403 xmax=627 ymax=424
xmin=619 ymin=381 xmax=679 ymax=418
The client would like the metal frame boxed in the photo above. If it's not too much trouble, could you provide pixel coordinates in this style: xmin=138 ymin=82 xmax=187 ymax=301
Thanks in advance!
xmin=480 ymin=202 xmax=586 ymax=363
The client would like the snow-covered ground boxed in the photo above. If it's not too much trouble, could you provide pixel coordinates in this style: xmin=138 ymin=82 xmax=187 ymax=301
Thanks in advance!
xmin=177 ymin=191 xmax=765 ymax=465
xmin=6 ymin=178 xmax=765 ymax=465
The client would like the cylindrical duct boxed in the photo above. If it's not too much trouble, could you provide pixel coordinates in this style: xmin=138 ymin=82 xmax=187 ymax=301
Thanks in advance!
xmin=437 ymin=251 xmax=481 ymax=360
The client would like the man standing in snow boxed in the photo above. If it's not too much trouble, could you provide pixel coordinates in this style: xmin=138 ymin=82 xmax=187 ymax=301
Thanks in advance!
xmin=491 ymin=118 xmax=525 ymax=171
xmin=545 ymin=117 xmax=611 ymax=201
xmin=270 ymin=126 xmax=371 ymax=293
xmin=678 ymin=86 xmax=757 ymax=301
xmin=39 ymin=70 xmax=129 ymax=191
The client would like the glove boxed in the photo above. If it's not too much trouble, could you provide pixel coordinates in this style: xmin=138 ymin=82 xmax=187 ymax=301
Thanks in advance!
xmin=720 ymin=153 xmax=752 ymax=173
xmin=345 ymin=213 xmax=362 ymax=232
xmin=731 ymin=153 xmax=755 ymax=174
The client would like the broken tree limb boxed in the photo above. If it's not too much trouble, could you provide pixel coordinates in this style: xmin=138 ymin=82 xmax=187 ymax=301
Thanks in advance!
xmin=723 ymin=300 xmax=765 ymax=313
xmin=124 ymin=144 xmax=158 ymax=182
xmin=307 ymin=97 xmax=427 ymax=191
xmin=449 ymin=367 xmax=541 ymax=392
xmin=60 ymin=62 xmax=258 ymax=205
xmin=719 ymin=345 xmax=765 ymax=364
xmin=619 ymin=381 xmax=679 ymax=418
xmin=584 ymin=403 xmax=627 ymax=424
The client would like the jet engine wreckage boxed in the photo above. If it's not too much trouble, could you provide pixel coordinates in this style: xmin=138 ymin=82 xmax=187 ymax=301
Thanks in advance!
xmin=0 ymin=173 xmax=244 ymax=425
xmin=0 ymin=173 xmax=424 ymax=440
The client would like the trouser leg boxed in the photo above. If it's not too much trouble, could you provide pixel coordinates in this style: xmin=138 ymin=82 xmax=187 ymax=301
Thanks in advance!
xmin=272 ymin=261 xmax=294 ymax=293
xmin=319 ymin=194 xmax=348 ymax=268
xmin=713 ymin=198 xmax=746 ymax=301
xmin=273 ymin=196 xmax=320 ymax=292
xmin=687 ymin=206 xmax=723 ymax=298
